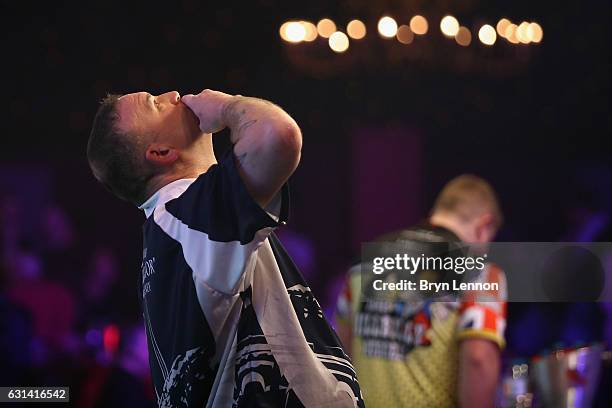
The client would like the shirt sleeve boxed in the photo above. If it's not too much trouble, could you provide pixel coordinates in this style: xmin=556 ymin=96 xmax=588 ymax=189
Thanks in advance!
xmin=158 ymin=149 xmax=289 ymax=294
xmin=165 ymin=149 xmax=289 ymax=244
xmin=456 ymin=263 xmax=507 ymax=348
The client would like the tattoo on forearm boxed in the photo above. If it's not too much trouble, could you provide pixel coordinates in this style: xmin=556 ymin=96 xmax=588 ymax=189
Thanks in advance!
xmin=223 ymin=97 xmax=278 ymax=125
xmin=237 ymin=119 xmax=258 ymax=135
xmin=223 ymin=96 xmax=282 ymax=144
xmin=221 ymin=98 xmax=242 ymax=124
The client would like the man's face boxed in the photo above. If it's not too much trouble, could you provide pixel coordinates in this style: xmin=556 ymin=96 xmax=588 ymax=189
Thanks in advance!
xmin=115 ymin=91 xmax=201 ymax=149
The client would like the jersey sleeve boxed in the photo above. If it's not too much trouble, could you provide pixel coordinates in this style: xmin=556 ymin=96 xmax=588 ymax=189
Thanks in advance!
xmin=456 ymin=263 xmax=507 ymax=348
xmin=158 ymin=148 xmax=289 ymax=294
xmin=165 ymin=149 xmax=289 ymax=244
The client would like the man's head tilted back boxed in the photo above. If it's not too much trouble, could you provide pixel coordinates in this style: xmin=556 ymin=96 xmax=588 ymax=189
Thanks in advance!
xmin=87 ymin=91 xmax=206 ymax=206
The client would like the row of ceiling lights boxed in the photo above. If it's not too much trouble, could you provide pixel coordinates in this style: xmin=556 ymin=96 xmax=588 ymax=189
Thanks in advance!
xmin=280 ymin=15 xmax=543 ymax=53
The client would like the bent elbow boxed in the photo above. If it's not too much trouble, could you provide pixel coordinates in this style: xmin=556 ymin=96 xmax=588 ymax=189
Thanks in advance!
xmin=266 ymin=119 xmax=302 ymax=168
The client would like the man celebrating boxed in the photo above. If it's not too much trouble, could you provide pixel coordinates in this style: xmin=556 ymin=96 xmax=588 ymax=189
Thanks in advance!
xmin=87 ymin=90 xmax=363 ymax=407
xmin=335 ymin=175 xmax=506 ymax=407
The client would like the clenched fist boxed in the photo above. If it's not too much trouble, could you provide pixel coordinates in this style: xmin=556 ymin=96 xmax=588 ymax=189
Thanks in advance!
xmin=181 ymin=89 xmax=234 ymax=134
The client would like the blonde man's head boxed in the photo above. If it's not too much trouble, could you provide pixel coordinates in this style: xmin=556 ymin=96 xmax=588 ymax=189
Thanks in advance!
xmin=431 ymin=175 xmax=503 ymax=243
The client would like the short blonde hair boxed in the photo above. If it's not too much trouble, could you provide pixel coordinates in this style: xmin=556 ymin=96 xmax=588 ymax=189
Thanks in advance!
xmin=432 ymin=174 xmax=503 ymax=229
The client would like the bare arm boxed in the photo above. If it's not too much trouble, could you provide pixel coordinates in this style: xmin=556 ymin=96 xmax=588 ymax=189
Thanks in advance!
xmin=222 ymin=96 xmax=302 ymax=207
xmin=182 ymin=90 xmax=302 ymax=208
xmin=458 ymin=338 xmax=500 ymax=407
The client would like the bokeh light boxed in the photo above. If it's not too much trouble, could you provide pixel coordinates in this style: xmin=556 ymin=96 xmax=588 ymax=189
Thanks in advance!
xmin=103 ymin=324 xmax=120 ymax=355
xmin=301 ymin=21 xmax=318 ymax=42
xmin=378 ymin=16 xmax=398 ymax=38
xmin=280 ymin=21 xmax=306 ymax=43
xmin=329 ymin=31 xmax=349 ymax=52
xmin=516 ymin=21 xmax=531 ymax=44
xmin=496 ymin=18 xmax=511 ymax=38
xmin=279 ymin=22 xmax=291 ymax=41
xmin=455 ymin=26 xmax=472 ymax=47
xmin=527 ymin=22 xmax=543 ymax=43
xmin=317 ymin=18 xmax=336 ymax=38
xmin=347 ymin=19 xmax=366 ymax=40
xmin=440 ymin=15 xmax=459 ymax=37
xmin=504 ymin=23 xmax=519 ymax=44
xmin=478 ymin=24 xmax=497 ymax=46
xmin=396 ymin=25 xmax=414 ymax=44
xmin=409 ymin=15 xmax=429 ymax=35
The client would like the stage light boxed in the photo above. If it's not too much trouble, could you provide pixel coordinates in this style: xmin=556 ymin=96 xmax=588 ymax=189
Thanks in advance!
xmin=279 ymin=22 xmax=291 ymax=41
xmin=378 ymin=16 xmax=398 ymax=38
xmin=410 ymin=15 xmax=428 ymax=35
xmin=347 ymin=19 xmax=366 ymax=40
xmin=478 ymin=24 xmax=496 ymax=46
xmin=317 ymin=18 xmax=336 ymax=38
xmin=516 ymin=21 xmax=531 ymax=44
xmin=301 ymin=21 xmax=317 ymax=42
xmin=527 ymin=22 xmax=543 ymax=43
xmin=396 ymin=25 xmax=414 ymax=44
xmin=455 ymin=26 xmax=471 ymax=46
xmin=496 ymin=18 xmax=511 ymax=38
xmin=329 ymin=31 xmax=349 ymax=52
xmin=440 ymin=15 xmax=459 ymax=37
xmin=284 ymin=21 xmax=306 ymax=43
xmin=504 ymin=23 xmax=519 ymax=44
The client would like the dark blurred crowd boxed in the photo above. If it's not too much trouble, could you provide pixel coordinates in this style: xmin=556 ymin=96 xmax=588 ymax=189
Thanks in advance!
xmin=0 ymin=193 xmax=155 ymax=407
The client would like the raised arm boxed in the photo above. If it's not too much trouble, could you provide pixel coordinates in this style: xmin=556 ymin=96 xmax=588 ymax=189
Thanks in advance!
xmin=182 ymin=90 xmax=302 ymax=208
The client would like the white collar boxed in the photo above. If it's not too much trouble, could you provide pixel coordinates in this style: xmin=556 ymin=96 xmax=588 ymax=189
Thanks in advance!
xmin=138 ymin=178 xmax=196 ymax=218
